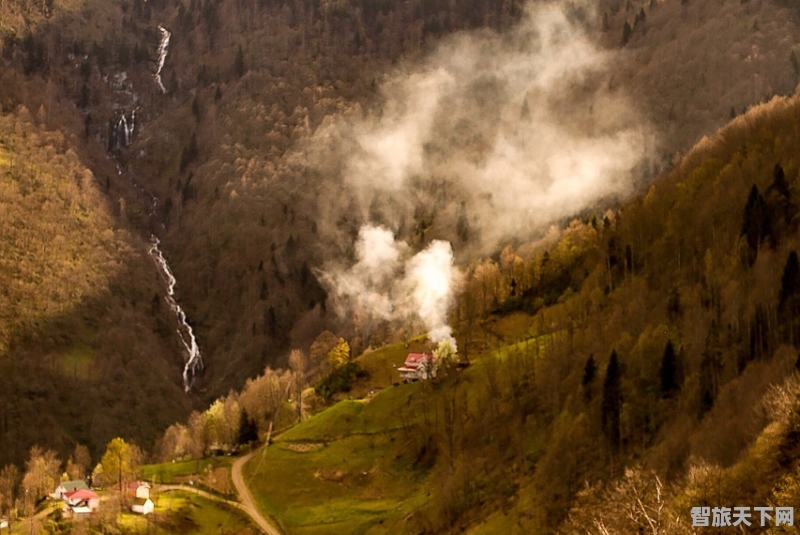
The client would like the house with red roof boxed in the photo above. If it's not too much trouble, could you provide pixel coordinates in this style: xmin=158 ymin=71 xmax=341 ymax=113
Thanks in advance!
xmin=63 ymin=488 xmax=100 ymax=513
xmin=398 ymin=353 xmax=435 ymax=382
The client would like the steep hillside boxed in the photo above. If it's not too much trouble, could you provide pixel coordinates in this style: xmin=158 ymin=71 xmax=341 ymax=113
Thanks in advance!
xmin=601 ymin=0 xmax=800 ymax=162
xmin=242 ymin=92 xmax=800 ymax=534
xmin=2 ymin=0 xmax=800 ymax=467
xmin=0 ymin=106 xmax=194 ymax=467
xmin=119 ymin=0 xmax=800 ymax=400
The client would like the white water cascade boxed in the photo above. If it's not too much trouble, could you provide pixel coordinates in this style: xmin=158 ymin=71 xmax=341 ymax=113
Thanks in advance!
xmin=109 ymin=110 xmax=136 ymax=151
xmin=149 ymin=237 xmax=204 ymax=391
xmin=154 ymin=25 xmax=171 ymax=94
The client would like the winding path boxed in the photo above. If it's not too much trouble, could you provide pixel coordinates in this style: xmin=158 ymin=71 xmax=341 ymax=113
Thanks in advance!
xmin=232 ymin=448 xmax=282 ymax=535
xmin=154 ymin=445 xmax=281 ymax=535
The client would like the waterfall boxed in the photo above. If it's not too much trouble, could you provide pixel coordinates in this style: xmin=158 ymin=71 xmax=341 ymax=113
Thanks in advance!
xmin=154 ymin=25 xmax=171 ymax=94
xmin=149 ymin=237 xmax=204 ymax=392
xmin=108 ymin=110 xmax=136 ymax=152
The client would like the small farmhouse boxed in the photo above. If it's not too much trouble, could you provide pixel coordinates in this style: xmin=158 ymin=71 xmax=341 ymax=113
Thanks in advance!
xmin=64 ymin=488 xmax=100 ymax=513
xmin=398 ymin=353 xmax=435 ymax=381
xmin=131 ymin=497 xmax=155 ymax=515
xmin=52 ymin=480 xmax=89 ymax=500
xmin=126 ymin=481 xmax=151 ymax=500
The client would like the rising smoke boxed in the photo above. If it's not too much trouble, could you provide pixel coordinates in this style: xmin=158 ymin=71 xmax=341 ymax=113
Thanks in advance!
xmin=320 ymin=226 xmax=461 ymax=348
xmin=314 ymin=1 xmax=654 ymax=347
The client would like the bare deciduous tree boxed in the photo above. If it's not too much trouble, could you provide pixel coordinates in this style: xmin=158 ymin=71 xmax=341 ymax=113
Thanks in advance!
xmin=21 ymin=446 xmax=60 ymax=502
xmin=289 ymin=349 xmax=309 ymax=422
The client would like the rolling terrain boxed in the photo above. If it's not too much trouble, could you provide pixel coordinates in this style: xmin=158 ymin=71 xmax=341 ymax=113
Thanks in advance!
xmin=1 ymin=3 xmax=800 ymax=529
xmin=241 ymin=91 xmax=800 ymax=533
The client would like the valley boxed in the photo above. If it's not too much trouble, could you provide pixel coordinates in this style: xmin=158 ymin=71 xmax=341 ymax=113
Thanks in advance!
xmin=2 ymin=0 xmax=800 ymax=533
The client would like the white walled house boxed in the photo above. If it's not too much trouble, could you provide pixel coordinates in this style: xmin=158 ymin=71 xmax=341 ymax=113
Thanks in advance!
xmin=52 ymin=480 xmax=89 ymax=500
xmin=131 ymin=497 xmax=155 ymax=515
xmin=126 ymin=481 xmax=150 ymax=500
xmin=64 ymin=489 xmax=100 ymax=513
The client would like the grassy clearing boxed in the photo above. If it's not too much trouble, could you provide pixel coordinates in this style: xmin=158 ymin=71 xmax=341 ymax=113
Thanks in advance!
xmin=141 ymin=457 xmax=234 ymax=485
xmin=119 ymin=489 xmax=256 ymax=535
xmin=464 ymin=478 xmax=541 ymax=535
xmin=245 ymin=329 xmax=546 ymax=534
xmin=245 ymin=376 xmax=437 ymax=535
xmin=245 ymin=431 xmax=428 ymax=535
xmin=350 ymin=337 xmax=431 ymax=396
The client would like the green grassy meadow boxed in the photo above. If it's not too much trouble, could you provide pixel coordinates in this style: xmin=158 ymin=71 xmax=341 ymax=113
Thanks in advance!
xmin=141 ymin=457 xmax=234 ymax=485
xmin=119 ymin=490 xmax=256 ymax=535
xmin=242 ymin=318 xmax=549 ymax=535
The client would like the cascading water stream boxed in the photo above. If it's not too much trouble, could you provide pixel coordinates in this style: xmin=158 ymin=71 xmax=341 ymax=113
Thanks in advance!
xmin=154 ymin=25 xmax=171 ymax=93
xmin=149 ymin=237 xmax=204 ymax=391
xmin=109 ymin=110 xmax=136 ymax=151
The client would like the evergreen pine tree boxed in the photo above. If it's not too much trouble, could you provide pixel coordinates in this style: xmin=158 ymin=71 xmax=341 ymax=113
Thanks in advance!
xmin=520 ymin=99 xmax=531 ymax=122
xmin=180 ymin=133 xmax=198 ymax=171
xmin=659 ymin=340 xmax=679 ymax=398
xmin=234 ymin=45 xmax=246 ymax=78
xmin=779 ymin=251 xmax=800 ymax=344
xmin=582 ymin=354 xmax=596 ymax=401
xmin=772 ymin=163 xmax=790 ymax=199
xmin=238 ymin=411 xmax=258 ymax=445
xmin=741 ymin=184 xmax=771 ymax=264
xmin=621 ymin=21 xmax=633 ymax=45
xmin=779 ymin=251 xmax=800 ymax=308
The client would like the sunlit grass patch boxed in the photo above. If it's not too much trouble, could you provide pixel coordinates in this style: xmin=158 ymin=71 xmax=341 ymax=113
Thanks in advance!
xmin=151 ymin=490 xmax=256 ymax=534
xmin=245 ymin=431 xmax=428 ymax=535
xmin=141 ymin=456 xmax=234 ymax=485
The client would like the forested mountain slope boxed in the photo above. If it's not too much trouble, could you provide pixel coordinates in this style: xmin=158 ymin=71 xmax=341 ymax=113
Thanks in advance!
xmin=455 ymin=91 xmax=800 ymax=535
xmin=1 ymin=0 xmax=800 ymax=470
xmin=121 ymin=0 xmax=800 ymax=399
xmin=0 ymin=109 xmax=193 ymax=467
xmin=234 ymin=92 xmax=800 ymax=535
xmin=602 ymin=0 xmax=800 ymax=162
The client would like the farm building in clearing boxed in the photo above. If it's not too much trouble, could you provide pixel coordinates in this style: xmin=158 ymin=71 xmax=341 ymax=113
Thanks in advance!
xmin=398 ymin=353 xmax=435 ymax=381
xmin=131 ymin=497 xmax=154 ymax=515
xmin=63 ymin=489 xmax=100 ymax=513
xmin=52 ymin=480 xmax=89 ymax=500
xmin=126 ymin=481 xmax=151 ymax=500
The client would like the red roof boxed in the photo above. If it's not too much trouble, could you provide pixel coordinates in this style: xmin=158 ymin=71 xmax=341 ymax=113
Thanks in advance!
xmin=65 ymin=489 xmax=98 ymax=501
xmin=404 ymin=353 xmax=432 ymax=368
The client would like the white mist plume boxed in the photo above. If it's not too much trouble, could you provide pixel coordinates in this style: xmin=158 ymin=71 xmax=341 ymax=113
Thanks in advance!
xmin=404 ymin=241 xmax=459 ymax=350
xmin=315 ymin=0 xmax=653 ymax=346
xmin=322 ymin=226 xmax=460 ymax=346
xmin=347 ymin=69 xmax=455 ymax=195
xmin=328 ymin=225 xmax=407 ymax=321
xmin=312 ymin=1 xmax=653 ymax=247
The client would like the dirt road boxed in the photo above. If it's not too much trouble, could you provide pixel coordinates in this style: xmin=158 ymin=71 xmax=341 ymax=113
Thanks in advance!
xmin=231 ymin=448 xmax=282 ymax=535
xmin=155 ymin=447 xmax=281 ymax=535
